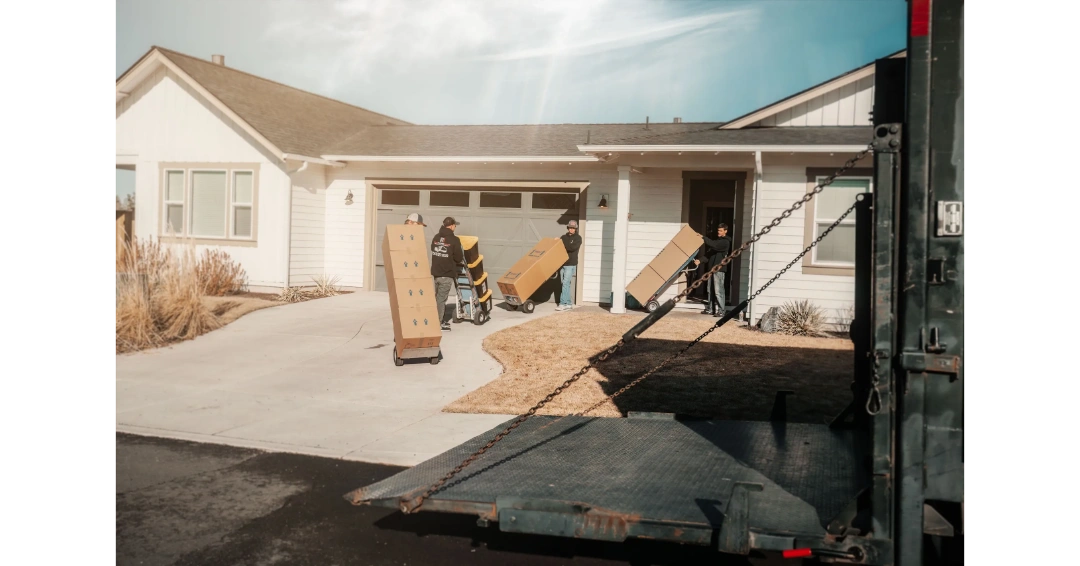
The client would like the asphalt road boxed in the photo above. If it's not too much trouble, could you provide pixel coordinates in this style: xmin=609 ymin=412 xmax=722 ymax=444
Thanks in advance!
xmin=117 ymin=433 xmax=782 ymax=566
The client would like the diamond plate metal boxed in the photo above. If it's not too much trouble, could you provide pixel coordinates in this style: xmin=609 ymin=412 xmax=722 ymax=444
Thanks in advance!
xmin=349 ymin=416 xmax=868 ymax=541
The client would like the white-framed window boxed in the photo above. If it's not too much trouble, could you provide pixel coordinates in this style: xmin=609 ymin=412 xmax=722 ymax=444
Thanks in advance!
xmin=160 ymin=164 xmax=257 ymax=242
xmin=231 ymin=171 xmax=254 ymax=238
xmin=163 ymin=170 xmax=186 ymax=234
xmin=810 ymin=176 xmax=871 ymax=267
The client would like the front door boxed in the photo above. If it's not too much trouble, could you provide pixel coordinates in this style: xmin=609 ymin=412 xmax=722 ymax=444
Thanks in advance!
xmin=701 ymin=204 xmax=735 ymax=307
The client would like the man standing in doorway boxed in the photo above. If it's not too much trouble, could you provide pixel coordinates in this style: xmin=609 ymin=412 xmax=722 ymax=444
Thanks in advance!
xmin=694 ymin=223 xmax=733 ymax=317
xmin=430 ymin=217 xmax=464 ymax=331
xmin=556 ymin=220 xmax=582 ymax=311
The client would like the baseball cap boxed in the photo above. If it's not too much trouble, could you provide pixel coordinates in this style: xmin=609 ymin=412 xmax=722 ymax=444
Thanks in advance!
xmin=406 ymin=213 xmax=426 ymax=226
xmin=443 ymin=217 xmax=460 ymax=227
xmin=567 ymin=220 xmax=579 ymax=229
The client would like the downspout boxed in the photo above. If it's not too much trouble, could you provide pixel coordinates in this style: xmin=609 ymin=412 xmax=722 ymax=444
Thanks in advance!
xmin=747 ymin=151 xmax=762 ymax=324
xmin=282 ymin=160 xmax=309 ymax=289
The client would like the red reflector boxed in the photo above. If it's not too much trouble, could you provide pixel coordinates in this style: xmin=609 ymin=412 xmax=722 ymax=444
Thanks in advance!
xmin=911 ymin=0 xmax=931 ymax=37
xmin=783 ymin=548 xmax=813 ymax=559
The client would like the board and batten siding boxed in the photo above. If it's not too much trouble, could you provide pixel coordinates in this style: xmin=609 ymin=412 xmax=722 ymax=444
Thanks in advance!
xmin=116 ymin=66 xmax=289 ymax=288
xmin=288 ymin=164 xmax=327 ymax=286
xmin=751 ymin=75 xmax=874 ymax=127
xmin=749 ymin=165 xmax=855 ymax=326
xmin=324 ymin=177 xmax=367 ymax=288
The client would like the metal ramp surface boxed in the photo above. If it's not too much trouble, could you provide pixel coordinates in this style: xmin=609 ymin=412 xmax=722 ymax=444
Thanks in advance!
xmin=347 ymin=415 xmax=869 ymax=547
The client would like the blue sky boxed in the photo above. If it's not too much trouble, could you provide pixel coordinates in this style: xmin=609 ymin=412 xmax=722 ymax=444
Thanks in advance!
xmin=116 ymin=0 xmax=907 ymax=197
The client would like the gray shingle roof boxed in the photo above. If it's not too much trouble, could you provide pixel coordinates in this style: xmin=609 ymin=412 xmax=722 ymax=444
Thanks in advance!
xmin=156 ymin=47 xmax=412 ymax=157
xmin=123 ymin=47 xmax=874 ymax=159
xmin=588 ymin=126 xmax=875 ymax=147
xmin=322 ymin=123 xmax=725 ymax=157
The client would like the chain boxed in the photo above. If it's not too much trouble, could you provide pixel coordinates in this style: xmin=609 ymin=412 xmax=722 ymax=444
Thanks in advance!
xmin=399 ymin=143 xmax=873 ymax=514
xmin=866 ymin=351 xmax=884 ymax=415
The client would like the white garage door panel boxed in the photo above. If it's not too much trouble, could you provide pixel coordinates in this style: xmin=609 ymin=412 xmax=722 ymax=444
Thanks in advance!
xmin=373 ymin=188 xmax=578 ymax=301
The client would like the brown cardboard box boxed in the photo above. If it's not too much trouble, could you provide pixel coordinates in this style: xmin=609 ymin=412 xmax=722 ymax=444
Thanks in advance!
xmin=496 ymin=238 xmax=568 ymax=302
xmin=624 ymin=225 xmax=703 ymax=306
xmin=626 ymin=266 xmax=670 ymax=306
xmin=670 ymin=224 xmax=704 ymax=256
xmin=392 ymin=306 xmax=442 ymax=357
xmin=383 ymin=247 xmax=431 ymax=280
xmin=388 ymin=276 xmax=437 ymax=312
xmin=384 ymin=224 xmax=429 ymax=253
xmin=382 ymin=225 xmax=441 ymax=358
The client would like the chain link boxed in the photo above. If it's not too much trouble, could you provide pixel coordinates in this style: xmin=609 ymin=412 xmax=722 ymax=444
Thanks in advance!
xmin=866 ymin=351 xmax=884 ymax=415
xmin=399 ymin=143 xmax=873 ymax=514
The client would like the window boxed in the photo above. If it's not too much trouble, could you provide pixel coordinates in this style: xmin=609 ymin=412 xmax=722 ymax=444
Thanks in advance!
xmin=479 ymin=192 xmax=521 ymax=208
xmin=381 ymin=190 xmax=420 ymax=205
xmin=232 ymin=171 xmax=254 ymax=238
xmin=430 ymin=191 xmax=470 ymax=207
xmin=163 ymin=170 xmax=185 ymax=234
xmin=160 ymin=164 xmax=258 ymax=242
xmin=804 ymin=173 xmax=871 ymax=274
xmin=531 ymin=193 xmax=578 ymax=210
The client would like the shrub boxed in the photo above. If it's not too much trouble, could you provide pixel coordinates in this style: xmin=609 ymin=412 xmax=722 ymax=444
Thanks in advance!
xmin=277 ymin=286 xmax=310 ymax=303
xmin=153 ymin=247 xmax=222 ymax=342
xmin=310 ymin=274 xmax=342 ymax=298
xmin=776 ymin=300 xmax=828 ymax=337
xmin=196 ymin=249 xmax=247 ymax=296
xmin=116 ymin=276 xmax=160 ymax=354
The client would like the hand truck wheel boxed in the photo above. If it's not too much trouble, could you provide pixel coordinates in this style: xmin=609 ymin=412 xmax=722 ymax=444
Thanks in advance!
xmin=522 ymin=300 xmax=535 ymax=314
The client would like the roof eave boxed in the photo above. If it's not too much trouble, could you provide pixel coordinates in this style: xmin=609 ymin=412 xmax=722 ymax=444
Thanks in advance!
xmin=577 ymin=144 xmax=869 ymax=153
xmin=320 ymin=155 xmax=601 ymax=163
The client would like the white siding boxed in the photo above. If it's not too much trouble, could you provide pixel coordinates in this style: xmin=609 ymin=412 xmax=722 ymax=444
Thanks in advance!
xmin=324 ymin=178 xmax=367 ymax=288
xmin=624 ymin=168 xmax=686 ymax=303
xmin=749 ymin=75 xmax=875 ymax=128
xmin=116 ymin=67 xmax=288 ymax=288
xmin=289 ymin=164 xmax=327 ymax=286
xmin=749 ymin=164 xmax=855 ymax=327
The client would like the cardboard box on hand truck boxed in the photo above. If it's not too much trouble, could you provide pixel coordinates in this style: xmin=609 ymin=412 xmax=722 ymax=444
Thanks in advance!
xmin=382 ymin=225 xmax=442 ymax=364
xmin=497 ymin=238 xmax=568 ymax=313
xmin=625 ymin=225 xmax=703 ymax=308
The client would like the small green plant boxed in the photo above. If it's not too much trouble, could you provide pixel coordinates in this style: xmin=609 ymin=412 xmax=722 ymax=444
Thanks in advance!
xmin=776 ymin=300 xmax=828 ymax=337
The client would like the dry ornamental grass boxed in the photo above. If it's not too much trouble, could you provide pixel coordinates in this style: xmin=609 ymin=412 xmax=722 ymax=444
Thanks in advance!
xmin=116 ymin=237 xmax=251 ymax=353
xmin=445 ymin=310 xmax=855 ymax=424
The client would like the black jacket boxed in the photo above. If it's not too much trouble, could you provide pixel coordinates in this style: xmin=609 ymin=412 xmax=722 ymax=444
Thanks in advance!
xmin=700 ymin=234 xmax=733 ymax=273
xmin=430 ymin=227 xmax=465 ymax=278
xmin=560 ymin=232 xmax=582 ymax=266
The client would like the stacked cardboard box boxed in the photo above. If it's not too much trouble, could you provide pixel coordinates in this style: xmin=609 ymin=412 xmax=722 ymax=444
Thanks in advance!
xmin=382 ymin=225 xmax=441 ymax=359
xmin=625 ymin=225 xmax=703 ymax=307
xmin=497 ymin=238 xmax=568 ymax=306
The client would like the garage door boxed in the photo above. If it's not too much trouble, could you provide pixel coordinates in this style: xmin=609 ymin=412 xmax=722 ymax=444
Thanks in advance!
xmin=373 ymin=187 xmax=579 ymax=302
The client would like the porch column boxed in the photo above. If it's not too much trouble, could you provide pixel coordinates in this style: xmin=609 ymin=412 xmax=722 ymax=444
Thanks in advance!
xmin=610 ymin=166 xmax=632 ymax=314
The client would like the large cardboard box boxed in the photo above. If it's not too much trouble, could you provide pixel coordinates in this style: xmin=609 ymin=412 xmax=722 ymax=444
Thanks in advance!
xmin=382 ymin=225 xmax=442 ymax=358
xmin=625 ymin=225 xmax=703 ymax=306
xmin=497 ymin=238 xmax=568 ymax=302
xmin=393 ymin=306 xmax=442 ymax=356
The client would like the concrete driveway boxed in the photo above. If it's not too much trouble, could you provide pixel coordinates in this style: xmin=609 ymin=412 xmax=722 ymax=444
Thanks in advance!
xmin=117 ymin=291 xmax=559 ymax=466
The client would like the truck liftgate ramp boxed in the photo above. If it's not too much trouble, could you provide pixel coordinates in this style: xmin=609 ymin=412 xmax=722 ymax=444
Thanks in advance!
xmin=348 ymin=1 xmax=963 ymax=563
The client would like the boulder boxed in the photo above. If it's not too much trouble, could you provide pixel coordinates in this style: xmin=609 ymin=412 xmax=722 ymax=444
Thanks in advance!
xmin=758 ymin=306 xmax=780 ymax=333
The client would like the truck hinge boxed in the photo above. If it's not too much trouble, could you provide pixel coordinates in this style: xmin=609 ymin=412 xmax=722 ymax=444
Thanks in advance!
xmin=900 ymin=352 xmax=961 ymax=377
xmin=871 ymin=123 xmax=902 ymax=153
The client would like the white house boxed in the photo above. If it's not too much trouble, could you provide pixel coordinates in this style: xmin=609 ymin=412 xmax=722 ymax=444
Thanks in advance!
xmin=117 ymin=46 xmax=903 ymax=324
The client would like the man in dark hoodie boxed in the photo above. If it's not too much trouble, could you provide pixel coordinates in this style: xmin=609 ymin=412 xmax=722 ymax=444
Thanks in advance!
xmin=556 ymin=219 xmax=582 ymax=311
xmin=430 ymin=217 xmax=464 ymax=331
xmin=693 ymin=223 xmax=733 ymax=317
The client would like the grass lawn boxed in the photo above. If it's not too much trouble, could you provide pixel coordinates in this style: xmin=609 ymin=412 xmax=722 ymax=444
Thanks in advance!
xmin=444 ymin=309 xmax=855 ymax=424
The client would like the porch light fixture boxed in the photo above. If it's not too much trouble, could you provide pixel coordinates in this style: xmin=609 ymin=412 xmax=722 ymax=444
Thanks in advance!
xmin=345 ymin=190 xmax=354 ymax=204
xmin=598 ymin=195 xmax=609 ymax=209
